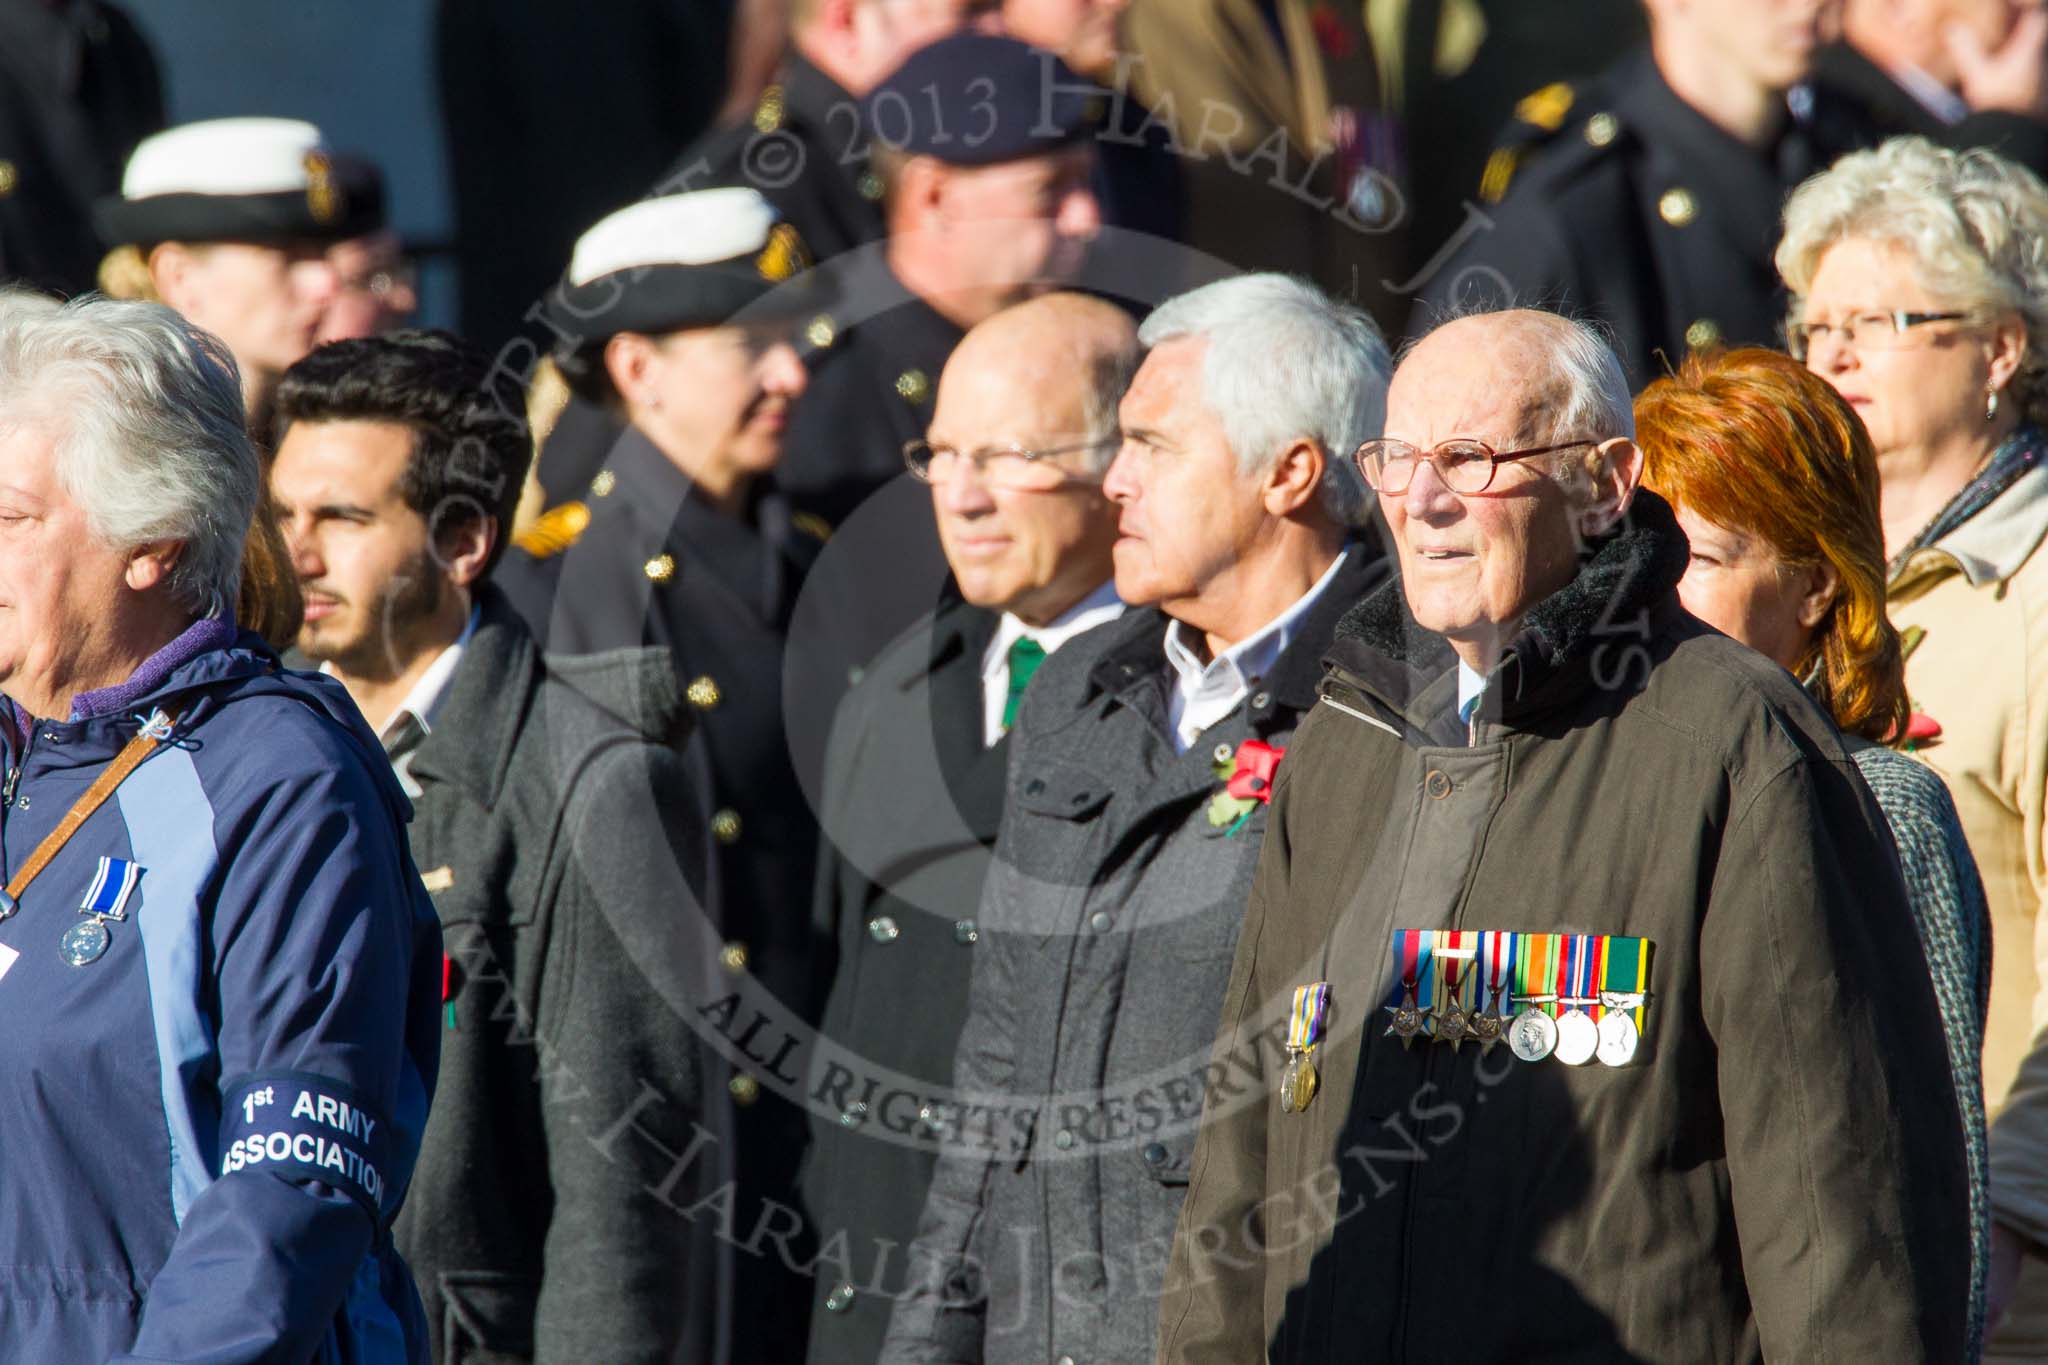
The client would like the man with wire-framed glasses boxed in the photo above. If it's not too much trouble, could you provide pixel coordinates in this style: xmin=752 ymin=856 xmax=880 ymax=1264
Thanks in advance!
xmin=804 ymin=291 xmax=1132 ymax=1365
xmin=1158 ymin=306 xmax=1969 ymax=1364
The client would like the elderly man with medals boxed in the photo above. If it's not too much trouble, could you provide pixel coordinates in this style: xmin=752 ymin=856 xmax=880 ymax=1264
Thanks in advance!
xmin=0 ymin=296 xmax=439 ymax=1359
xmin=1158 ymin=308 xmax=1971 ymax=1363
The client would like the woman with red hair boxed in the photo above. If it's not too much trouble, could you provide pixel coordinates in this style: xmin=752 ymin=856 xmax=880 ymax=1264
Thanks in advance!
xmin=1637 ymin=345 xmax=1992 ymax=1353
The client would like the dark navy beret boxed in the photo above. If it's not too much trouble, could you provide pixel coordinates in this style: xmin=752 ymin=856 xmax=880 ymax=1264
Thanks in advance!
xmin=864 ymin=34 xmax=1100 ymax=167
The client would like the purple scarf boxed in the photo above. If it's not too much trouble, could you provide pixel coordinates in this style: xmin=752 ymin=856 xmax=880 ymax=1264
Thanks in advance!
xmin=3 ymin=614 xmax=241 ymax=740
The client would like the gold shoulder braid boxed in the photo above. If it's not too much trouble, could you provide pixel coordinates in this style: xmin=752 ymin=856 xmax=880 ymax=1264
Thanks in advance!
xmin=755 ymin=223 xmax=811 ymax=282
xmin=1480 ymin=82 xmax=1580 ymax=205
xmin=514 ymin=500 xmax=591 ymax=558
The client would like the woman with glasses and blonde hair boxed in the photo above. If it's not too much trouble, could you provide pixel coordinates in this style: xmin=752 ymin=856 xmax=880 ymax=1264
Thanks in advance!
xmin=1636 ymin=345 xmax=1991 ymax=1355
xmin=1780 ymin=135 xmax=2048 ymax=1352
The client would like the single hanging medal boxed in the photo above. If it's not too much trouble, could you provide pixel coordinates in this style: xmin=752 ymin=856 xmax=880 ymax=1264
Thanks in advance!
xmin=62 ymin=855 xmax=142 ymax=966
xmin=1553 ymin=933 xmax=1602 ymax=1066
xmin=1281 ymin=982 xmax=1331 ymax=1113
xmin=1471 ymin=929 xmax=1516 ymax=1055
xmin=1382 ymin=929 xmax=1428 ymax=1049
xmin=1508 ymin=932 xmax=1560 ymax=1062
xmin=1596 ymin=935 xmax=1652 ymax=1067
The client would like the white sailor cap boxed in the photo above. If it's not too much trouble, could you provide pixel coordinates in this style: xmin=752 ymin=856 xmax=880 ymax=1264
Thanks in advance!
xmin=94 ymin=117 xmax=385 ymax=248
xmin=545 ymin=187 xmax=823 ymax=372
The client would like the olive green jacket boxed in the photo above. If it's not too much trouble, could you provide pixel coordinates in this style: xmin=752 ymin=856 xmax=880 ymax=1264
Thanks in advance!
xmin=1157 ymin=493 xmax=1969 ymax=1363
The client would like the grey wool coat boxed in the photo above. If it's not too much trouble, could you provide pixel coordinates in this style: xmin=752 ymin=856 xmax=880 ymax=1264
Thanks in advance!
xmin=880 ymin=547 xmax=1388 ymax=1365
xmin=393 ymin=585 xmax=734 ymax=1365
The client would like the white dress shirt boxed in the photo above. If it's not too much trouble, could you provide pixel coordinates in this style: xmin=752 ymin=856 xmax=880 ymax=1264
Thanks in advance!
xmin=980 ymin=580 xmax=1125 ymax=747
xmin=325 ymin=606 xmax=478 ymax=798
xmin=1163 ymin=549 xmax=1349 ymax=752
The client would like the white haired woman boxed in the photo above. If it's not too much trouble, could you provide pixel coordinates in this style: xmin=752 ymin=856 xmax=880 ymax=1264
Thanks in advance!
xmin=0 ymin=294 xmax=438 ymax=1361
xmin=1781 ymin=134 xmax=2048 ymax=1350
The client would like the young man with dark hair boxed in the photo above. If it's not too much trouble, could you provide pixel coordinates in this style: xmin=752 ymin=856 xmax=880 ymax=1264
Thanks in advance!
xmin=272 ymin=331 xmax=732 ymax=1364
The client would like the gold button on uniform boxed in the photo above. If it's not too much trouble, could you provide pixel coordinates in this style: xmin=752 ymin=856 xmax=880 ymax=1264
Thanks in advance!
xmin=806 ymin=314 xmax=837 ymax=349
xmin=720 ymin=940 xmax=749 ymax=973
xmin=1684 ymin=318 xmax=1722 ymax=350
xmin=1658 ymin=187 xmax=1697 ymax=227
xmin=644 ymin=553 xmax=676 ymax=583
xmin=1583 ymin=113 xmax=1618 ymax=148
xmin=895 ymin=369 xmax=930 ymax=404
xmin=590 ymin=469 xmax=616 ymax=497
xmin=729 ymin=1073 xmax=761 ymax=1104
xmin=711 ymin=808 xmax=743 ymax=844
xmin=753 ymin=85 xmax=785 ymax=133
xmin=0 ymin=161 xmax=16 ymax=197
xmin=687 ymin=675 xmax=721 ymax=709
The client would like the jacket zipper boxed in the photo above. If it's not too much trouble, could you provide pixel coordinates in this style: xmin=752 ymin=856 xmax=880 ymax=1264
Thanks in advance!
xmin=1325 ymin=671 xmax=1492 ymax=1361
xmin=0 ymin=729 xmax=38 ymax=892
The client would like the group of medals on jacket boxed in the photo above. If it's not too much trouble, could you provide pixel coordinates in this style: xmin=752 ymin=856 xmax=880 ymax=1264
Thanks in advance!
xmin=1279 ymin=930 xmax=1656 ymax=1116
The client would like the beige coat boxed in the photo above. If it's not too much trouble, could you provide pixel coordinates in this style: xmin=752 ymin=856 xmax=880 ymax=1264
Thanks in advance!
xmin=1890 ymin=463 xmax=2048 ymax=1114
xmin=1118 ymin=0 xmax=1408 ymax=330
xmin=1889 ymin=460 xmax=2048 ymax=1354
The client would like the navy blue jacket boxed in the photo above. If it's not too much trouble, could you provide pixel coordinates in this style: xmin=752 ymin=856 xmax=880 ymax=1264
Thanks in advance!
xmin=0 ymin=627 xmax=439 ymax=1363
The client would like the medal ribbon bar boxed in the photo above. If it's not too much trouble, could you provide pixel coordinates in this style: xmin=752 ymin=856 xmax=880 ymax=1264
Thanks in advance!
xmin=1599 ymin=935 xmax=1652 ymax=1034
xmin=1288 ymin=982 xmax=1330 ymax=1051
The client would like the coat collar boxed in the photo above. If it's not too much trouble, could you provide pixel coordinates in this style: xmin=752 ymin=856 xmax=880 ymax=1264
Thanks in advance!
xmin=403 ymin=581 xmax=692 ymax=810
xmin=782 ymin=52 xmax=857 ymax=132
xmin=890 ymin=590 xmax=995 ymax=693
xmin=404 ymin=582 xmax=690 ymax=811
xmin=1084 ymin=540 xmax=1388 ymax=728
xmin=407 ymin=584 xmax=538 ymax=811
xmin=1329 ymin=490 xmax=1690 ymax=735
xmin=1892 ymin=452 xmax=2048 ymax=595
xmin=922 ymin=597 xmax=1009 ymax=841
xmin=603 ymin=424 xmax=812 ymax=620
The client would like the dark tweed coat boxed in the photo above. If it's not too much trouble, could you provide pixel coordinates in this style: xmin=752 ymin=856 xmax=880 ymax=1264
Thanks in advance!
xmin=393 ymin=585 xmax=733 ymax=1365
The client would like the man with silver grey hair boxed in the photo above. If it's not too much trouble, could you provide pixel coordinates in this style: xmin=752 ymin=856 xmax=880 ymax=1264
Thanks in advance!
xmin=0 ymin=294 xmax=439 ymax=1362
xmin=1158 ymin=307 xmax=1969 ymax=1362
xmin=880 ymin=273 xmax=1392 ymax=1365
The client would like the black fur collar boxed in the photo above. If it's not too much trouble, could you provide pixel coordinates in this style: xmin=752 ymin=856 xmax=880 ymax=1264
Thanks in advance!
xmin=1327 ymin=489 xmax=1690 ymax=726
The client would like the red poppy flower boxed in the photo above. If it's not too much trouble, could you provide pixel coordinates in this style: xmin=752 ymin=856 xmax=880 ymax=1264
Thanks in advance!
xmin=1310 ymin=2 xmax=1355 ymax=58
xmin=1904 ymin=712 xmax=1942 ymax=743
xmin=1226 ymin=739 xmax=1286 ymax=803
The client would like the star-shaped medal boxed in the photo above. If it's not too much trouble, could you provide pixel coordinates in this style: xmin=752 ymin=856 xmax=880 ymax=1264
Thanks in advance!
xmin=1383 ymin=984 xmax=1425 ymax=1049
xmin=1435 ymin=999 xmax=1472 ymax=1052
xmin=1469 ymin=986 xmax=1506 ymax=1055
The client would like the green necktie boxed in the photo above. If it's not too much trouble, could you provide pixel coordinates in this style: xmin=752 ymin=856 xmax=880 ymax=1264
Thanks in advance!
xmin=1002 ymin=636 xmax=1047 ymax=731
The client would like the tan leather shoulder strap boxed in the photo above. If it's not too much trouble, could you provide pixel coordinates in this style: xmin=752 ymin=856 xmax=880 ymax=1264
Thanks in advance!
xmin=0 ymin=707 xmax=179 ymax=916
